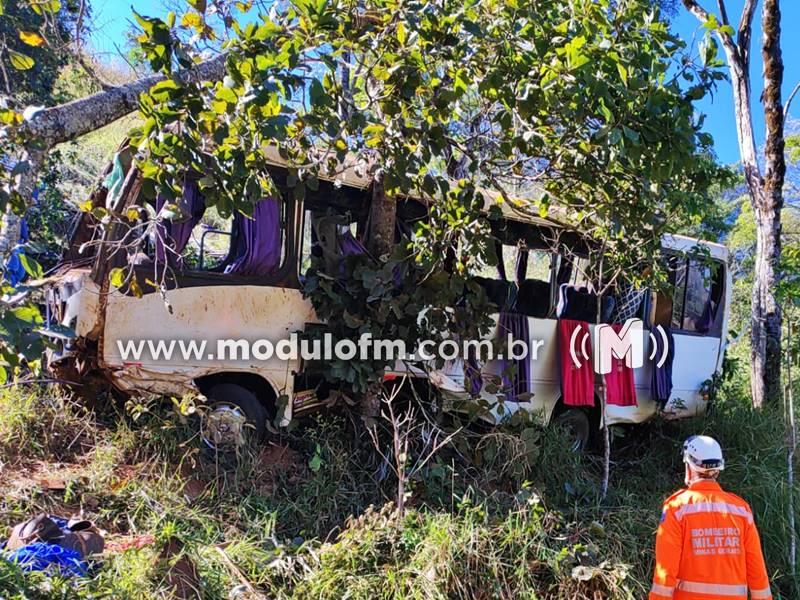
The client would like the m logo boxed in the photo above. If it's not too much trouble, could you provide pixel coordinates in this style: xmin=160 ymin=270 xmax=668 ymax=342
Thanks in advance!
xmin=594 ymin=319 xmax=644 ymax=375
xmin=568 ymin=318 xmax=670 ymax=374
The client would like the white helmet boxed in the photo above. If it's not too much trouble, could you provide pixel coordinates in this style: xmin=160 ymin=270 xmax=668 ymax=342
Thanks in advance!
xmin=683 ymin=435 xmax=725 ymax=472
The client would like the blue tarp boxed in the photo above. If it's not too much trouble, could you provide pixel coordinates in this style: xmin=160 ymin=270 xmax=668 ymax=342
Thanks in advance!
xmin=5 ymin=542 xmax=87 ymax=577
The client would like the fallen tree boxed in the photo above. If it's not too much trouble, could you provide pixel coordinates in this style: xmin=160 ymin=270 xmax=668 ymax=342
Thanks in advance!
xmin=0 ymin=53 xmax=227 ymax=254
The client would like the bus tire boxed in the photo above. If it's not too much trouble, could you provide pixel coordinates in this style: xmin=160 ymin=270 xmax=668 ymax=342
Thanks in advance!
xmin=201 ymin=383 xmax=267 ymax=451
xmin=552 ymin=408 xmax=590 ymax=452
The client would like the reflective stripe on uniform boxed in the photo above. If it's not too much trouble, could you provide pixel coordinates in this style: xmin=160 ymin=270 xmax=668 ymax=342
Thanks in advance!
xmin=750 ymin=587 xmax=772 ymax=599
xmin=676 ymin=581 xmax=748 ymax=596
xmin=674 ymin=501 xmax=753 ymax=523
xmin=649 ymin=583 xmax=674 ymax=597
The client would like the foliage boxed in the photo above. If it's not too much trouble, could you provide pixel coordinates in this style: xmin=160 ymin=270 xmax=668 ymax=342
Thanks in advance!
xmin=303 ymin=183 xmax=497 ymax=395
xmin=0 ymin=60 xmax=138 ymax=385
xmin=0 ymin=385 xmax=797 ymax=598
xmin=0 ymin=0 xmax=80 ymax=104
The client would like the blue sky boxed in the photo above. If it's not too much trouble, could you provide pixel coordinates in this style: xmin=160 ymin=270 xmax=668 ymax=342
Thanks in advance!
xmin=88 ymin=0 xmax=800 ymax=166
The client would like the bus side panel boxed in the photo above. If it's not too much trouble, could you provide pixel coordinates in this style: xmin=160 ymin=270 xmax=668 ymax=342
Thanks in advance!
xmin=457 ymin=316 xmax=561 ymax=424
xmin=101 ymin=285 xmax=317 ymax=421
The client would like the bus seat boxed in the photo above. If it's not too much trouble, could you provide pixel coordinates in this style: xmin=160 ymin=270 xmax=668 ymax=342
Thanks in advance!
xmin=475 ymin=277 xmax=515 ymax=311
xmin=556 ymin=283 xmax=616 ymax=323
xmin=516 ymin=278 xmax=551 ymax=318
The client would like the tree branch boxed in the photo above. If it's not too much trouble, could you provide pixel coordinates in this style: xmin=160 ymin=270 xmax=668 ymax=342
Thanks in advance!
xmin=22 ymin=53 xmax=227 ymax=148
xmin=681 ymin=0 xmax=711 ymax=23
xmin=681 ymin=0 xmax=736 ymax=53
xmin=786 ymin=81 xmax=800 ymax=120
xmin=716 ymin=0 xmax=730 ymax=26
xmin=737 ymin=0 xmax=757 ymax=67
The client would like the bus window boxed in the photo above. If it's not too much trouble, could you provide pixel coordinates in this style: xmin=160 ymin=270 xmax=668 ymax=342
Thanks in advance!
xmin=299 ymin=209 xmax=361 ymax=279
xmin=182 ymin=208 xmax=233 ymax=271
xmin=670 ymin=259 xmax=723 ymax=335
xmin=526 ymin=249 xmax=552 ymax=281
xmin=142 ymin=176 xmax=287 ymax=278
xmin=568 ymin=256 xmax=591 ymax=287
xmin=473 ymin=241 xmax=554 ymax=317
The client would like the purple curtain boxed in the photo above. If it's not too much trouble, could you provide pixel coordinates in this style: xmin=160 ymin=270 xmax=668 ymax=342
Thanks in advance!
xmin=499 ymin=311 xmax=531 ymax=403
xmin=651 ymin=326 xmax=675 ymax=407
xmin=465 ymin=356 xmax=483 ymax=395
xmin=224 ymin=197 xmax=282 ymax=276
xmin=156 ymin=176 xmax=206 ymax=266
xmin=339 ymin=229 xmax=367 ymax=256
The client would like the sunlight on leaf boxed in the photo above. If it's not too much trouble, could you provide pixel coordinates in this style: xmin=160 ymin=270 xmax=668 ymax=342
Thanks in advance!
xmin=19 ymin=31 xmax=45 ymax=47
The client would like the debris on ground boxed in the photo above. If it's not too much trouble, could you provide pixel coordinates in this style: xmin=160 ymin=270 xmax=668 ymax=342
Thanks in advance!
xmin=2 ymin=514 xmax=104 ymax=577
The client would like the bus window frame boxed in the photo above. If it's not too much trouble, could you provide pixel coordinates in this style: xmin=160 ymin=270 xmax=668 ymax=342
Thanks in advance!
xmin=665 ymin=254 xmax=725 ymax=338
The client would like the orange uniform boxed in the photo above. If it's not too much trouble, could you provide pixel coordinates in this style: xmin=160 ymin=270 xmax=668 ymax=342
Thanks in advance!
xmin=650 ymin=479 xmax=771 ymax=599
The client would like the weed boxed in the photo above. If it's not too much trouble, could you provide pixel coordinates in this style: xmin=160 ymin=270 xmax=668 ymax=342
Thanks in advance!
xmin=0 ymin=385 xmax=797 ymax=599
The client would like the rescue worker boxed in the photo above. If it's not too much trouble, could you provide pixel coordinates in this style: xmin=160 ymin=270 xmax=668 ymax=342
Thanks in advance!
xmin=649 ymin=435 xmax=772 ymax=599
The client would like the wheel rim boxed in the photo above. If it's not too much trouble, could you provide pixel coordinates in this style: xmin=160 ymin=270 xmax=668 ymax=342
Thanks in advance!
xmin=201 ymin=402 xmax=249 ymax=451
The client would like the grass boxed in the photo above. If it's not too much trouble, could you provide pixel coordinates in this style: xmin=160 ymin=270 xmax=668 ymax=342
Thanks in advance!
xmin=0 ymin=384 xmax=797 ymax=599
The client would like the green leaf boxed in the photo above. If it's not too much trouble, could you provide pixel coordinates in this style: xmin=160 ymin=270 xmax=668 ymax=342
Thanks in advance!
xmin=396 ymin=21 xmax=407 ymax=45
xmin=0 ymin=109 xmax=20 ymax=125
xmin=150 ymin=79 xmax=181 ymax=98
xmin=8 ymin=50 xmax=34 ymax=71
xmin=616 ymin=63 xmax=628 ymax=86
xmin=181 ymin=12 xmax=203 ymax=29
xmin=216 ymin=86 xmax=238 ymax=104
xmin=309 ymin=79 xmax=328 ymax=107
xmin=622 ymin=126 xmax=639 ymax=142
xmin=30 ymin=0 xmax=59 ymax=14
xmin=19 ymin=254 xmax=43 ymax=279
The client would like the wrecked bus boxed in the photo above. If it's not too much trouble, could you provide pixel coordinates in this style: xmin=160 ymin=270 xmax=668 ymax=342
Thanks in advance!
xmin=44 ymin=147 xmax=731 ymax=450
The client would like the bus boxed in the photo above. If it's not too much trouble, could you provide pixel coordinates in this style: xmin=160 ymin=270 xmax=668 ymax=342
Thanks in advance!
xmin=44 ymin=146 xmax=731 ymax=450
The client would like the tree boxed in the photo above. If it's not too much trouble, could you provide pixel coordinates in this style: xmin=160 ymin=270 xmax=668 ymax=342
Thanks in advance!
xmin=681 ymin=0 xmax=787 ymax=408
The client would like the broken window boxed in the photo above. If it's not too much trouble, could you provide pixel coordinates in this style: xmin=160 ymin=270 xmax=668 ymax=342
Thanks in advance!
xmin=474 ymin=240 xmax=555 ymax=318
xmin=181 ymin=208 xmax=233 ymax=271
xmin=300 ymin=209 xmax=363 ymax=279
xmin=145 ymin=180 xmax=285 ymax=279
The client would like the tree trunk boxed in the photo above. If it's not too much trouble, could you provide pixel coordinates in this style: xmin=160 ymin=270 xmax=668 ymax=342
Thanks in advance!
xmin=21 ymin=54 xmax=227 ymax=147
xmin=366 ymin=167 xmax=395 ymax=258
xmin=751 ymin=192 xmax=783 ymax=407
xmin=754 ymin=0 xmax=786 ymax=407
xmin=360 ymin=168 xmax=397 ymax=419
xmin=694 ymin=0 xmax=785 ymax=408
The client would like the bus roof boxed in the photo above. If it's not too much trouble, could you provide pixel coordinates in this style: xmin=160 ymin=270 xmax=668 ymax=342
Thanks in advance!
xmin=262 ymin=147 xmax=725 ymax=256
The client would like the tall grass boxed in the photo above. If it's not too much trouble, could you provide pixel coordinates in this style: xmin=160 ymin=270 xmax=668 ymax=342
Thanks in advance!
xmin=0 ymin=385 xmax=796 ymax=599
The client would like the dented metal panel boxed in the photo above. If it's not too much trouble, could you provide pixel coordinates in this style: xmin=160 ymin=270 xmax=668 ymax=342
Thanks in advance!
xmin=100 ymin=284 xmax=318 ymax=423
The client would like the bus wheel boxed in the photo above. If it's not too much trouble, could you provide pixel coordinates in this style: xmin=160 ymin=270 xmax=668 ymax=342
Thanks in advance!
xmin=200 ymin=384 xmax=266 ymax=452
xmin=553 ymin=408 xmax=590 ymax=452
